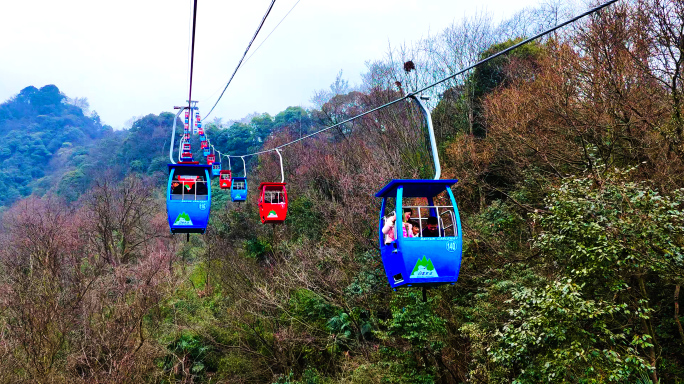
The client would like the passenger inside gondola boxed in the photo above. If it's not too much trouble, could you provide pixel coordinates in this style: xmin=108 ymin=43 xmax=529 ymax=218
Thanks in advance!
xmin=422 ymin=216 xmax=440 ymax=237
xmin=410 ymin=220 xmax=421 ymax=237
xmin=171 ymin=180 xmax=183 ymax=195
xmin=264 ymin=189 xmax=284 ymax=204
xmin=171 ymin=175 xmax=208 ymax=200
xmin=195 ymin=176 xmax=208 ymax=196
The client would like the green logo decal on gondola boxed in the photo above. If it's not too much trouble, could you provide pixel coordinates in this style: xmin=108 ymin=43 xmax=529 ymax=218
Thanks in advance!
xmin=410 ymin=256 xmax=439 ymax=278
xmin=174 ymin=212 xmax=193 ymax=226
xmin=267 ymin=210 xmax=278 ymax=218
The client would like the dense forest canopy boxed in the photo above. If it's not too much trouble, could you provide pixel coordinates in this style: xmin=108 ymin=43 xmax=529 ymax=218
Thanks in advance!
xmin=0 ymin=0 xmax=683 ymax=383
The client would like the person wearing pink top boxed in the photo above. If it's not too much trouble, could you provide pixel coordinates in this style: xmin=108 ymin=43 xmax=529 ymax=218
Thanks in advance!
xmin=382 ymin=208 xmax=414 ymax=244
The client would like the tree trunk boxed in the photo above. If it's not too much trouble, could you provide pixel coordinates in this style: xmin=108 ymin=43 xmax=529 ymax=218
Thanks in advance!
xmin=675 ymin=285 xmax=684 ymax=346
xmin=638 ymin=276 xmax=658 ymax=384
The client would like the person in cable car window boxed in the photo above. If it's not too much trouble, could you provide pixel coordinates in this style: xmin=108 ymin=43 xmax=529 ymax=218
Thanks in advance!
xmin=195 ymin=176 xmax=208 ymax=196
xmin=422 ymin=216 xmax=440 ymax=237
xmin=382 ymin=210 xmax=414 ymax=245
xmin=402 ymin=208 xmax=414 ymax=237
xmin=409 ymin=220 xmax=421 ymax=237
xmin=171 ymin=180 xmax=183 ymax=195
xmin=268 ymin=190 xmax=283 ymax=204
xmin=382 ymin=211 xmax=398 ymax=245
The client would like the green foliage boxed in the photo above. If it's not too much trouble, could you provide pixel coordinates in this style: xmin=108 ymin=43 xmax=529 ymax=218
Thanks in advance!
xmin=288 ymin=195 xmax=324 ymax=240
xmin=158 ymin=332 xmax=214 ymax=382
xmin=56 ymin=169 xmax=88 ymax=202
xmin=272 ymin=368 xmax=328 ymax=384
xmin=245 ymin=237 xmax=273 ymax=261
xmin=490 ymin=279 xmax=650 ymax=383
xmin=472 ymin=38 xmax=544 ymax=100
xmin=376 ymin=291 xmax=447 ymax=384
xmin=288 ymin=289 xmax=338 ymax=329
xmin=535 ymin=169 xmax=684 ymax=291
xmin=274 ymin=106 xmax=312 ymax=131
xmin=0 ymin=84 xmax=111 ymax=206
xmin=433 ymin=38 xmax=545 ymax=138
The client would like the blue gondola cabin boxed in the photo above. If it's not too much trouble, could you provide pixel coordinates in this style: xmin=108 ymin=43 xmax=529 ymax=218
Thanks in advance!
xmin=212 ymin=162 xmax=221 ymax=177
xmin=375 ymin=179 xmax=463 ymax=289
xmin=230 ymin=177 xmax=247 ymax=202
xmin=167 ymin=163 xmax=212 ymax=234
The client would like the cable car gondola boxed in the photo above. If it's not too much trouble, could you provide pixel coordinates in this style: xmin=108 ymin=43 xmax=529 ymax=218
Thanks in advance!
xmin=219 ymin=155 xmax=232 ymax=189
xmin=166 ymin=107 xmax=212 ymax=234
xmin=230 ymin=156 xmax=247 ymax=202
xmin=209 ymin=148 xmax=221 ymax=177
xmin=258 ymin=149 xmax=288 ymax=224
xmin=181 ymin=151 xmax=193 ymax=162
xmin=220 ymin=170 xmax=232 ymax=189
xmin=167 ymin=163 xmax=212 ymax=234
xmin=374 ymin=95 xmax=463 ymax=289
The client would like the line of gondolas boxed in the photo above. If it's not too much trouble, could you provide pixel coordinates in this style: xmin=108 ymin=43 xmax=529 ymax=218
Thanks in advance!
xmin=165 ymin=0 xmax=620 ymax=291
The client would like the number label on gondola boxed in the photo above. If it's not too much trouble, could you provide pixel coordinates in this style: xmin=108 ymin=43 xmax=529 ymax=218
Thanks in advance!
xmin=446 ymin=241 xmax=457 ymax=252
xmin=199 ymin=202 xmax=207 ymax=211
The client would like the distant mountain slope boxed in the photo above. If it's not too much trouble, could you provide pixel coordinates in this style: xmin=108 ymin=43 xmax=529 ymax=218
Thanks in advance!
xmin=0 ymin=84 xmax=314 ymax=209
xmin=0 ymin=85 xmax=112 ymax=206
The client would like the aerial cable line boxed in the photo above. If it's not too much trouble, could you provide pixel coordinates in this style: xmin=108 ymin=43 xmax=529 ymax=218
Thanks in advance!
xmin=204 ymin=0 xmax=277 ymax=120
xmin=188 ymin=0 xmax=199 ymax=114
xmin=184 ymin=0 xmax=193 ymax=99
xmin=243 ymin=0 xmax=302 ymax=66
xmin=215 ymin=0 xmax=619 ymax=160
xmin=203 ymin=0 xmax=300 ymax=103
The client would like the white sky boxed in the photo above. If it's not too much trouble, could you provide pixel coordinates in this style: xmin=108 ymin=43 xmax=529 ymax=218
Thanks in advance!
xmin=1 ymin=0 xmax=540 ymax=129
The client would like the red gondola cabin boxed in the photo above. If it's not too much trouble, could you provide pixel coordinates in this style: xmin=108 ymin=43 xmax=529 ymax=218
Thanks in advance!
xmin=180 ymin=151 xmax=193 ymax=162
xmin=258 ymin=182 xmax=288 ymax=224
xmin=219 ymin=170 xmax=232 ymax=189
xmin=207 ymin=154 xmax=215 ymax=165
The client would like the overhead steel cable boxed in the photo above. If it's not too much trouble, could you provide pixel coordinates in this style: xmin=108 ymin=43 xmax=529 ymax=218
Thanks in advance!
xmin=188 ymin=0 xmax=198 ymax=115
xmin=243 ymin=0 xmax=302 ymax=66
xmin=204 ymin=0 xmax=277 ymax=120
xmin=215 ymin=0 xmax=619 ymax=160
xmin=202 ymin=0 xmax=298 ymax=104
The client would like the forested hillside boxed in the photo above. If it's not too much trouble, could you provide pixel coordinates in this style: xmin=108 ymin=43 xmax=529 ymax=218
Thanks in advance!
xmin=0 ymin=1 xmax=683 ymax=383
xmin=0 ymin=85 xmax=111 ymax=205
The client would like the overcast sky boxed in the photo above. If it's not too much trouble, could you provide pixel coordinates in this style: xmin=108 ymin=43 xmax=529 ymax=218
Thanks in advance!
xmin=2 ymin=0 xmax=541 ymax=129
